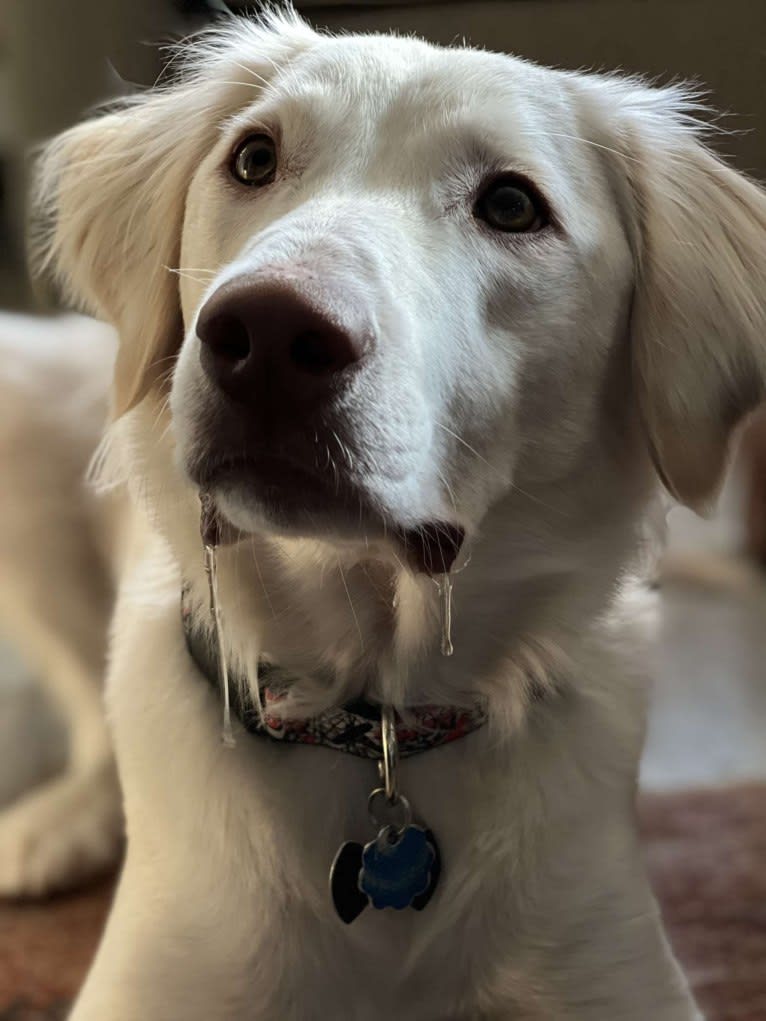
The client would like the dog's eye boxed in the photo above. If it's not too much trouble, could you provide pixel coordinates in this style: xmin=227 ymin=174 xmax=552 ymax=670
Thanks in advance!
xmin=231 ymin=134 xmax=277 ymax=186
xmin=475 ymin=176 xmax=547 ymax=233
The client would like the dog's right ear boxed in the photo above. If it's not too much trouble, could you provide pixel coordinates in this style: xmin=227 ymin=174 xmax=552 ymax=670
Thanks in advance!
xmin=33 ymin=12 xmax=316 ymax=417
xmin=34 ymin=93 xmax=201 ymax=416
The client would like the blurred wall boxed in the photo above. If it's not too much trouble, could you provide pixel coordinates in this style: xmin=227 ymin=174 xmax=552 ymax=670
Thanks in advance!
xmin=2 ymin=0 xmax=177 ymax=307
xmin=3 ymin=0 xmax=764 ymax=308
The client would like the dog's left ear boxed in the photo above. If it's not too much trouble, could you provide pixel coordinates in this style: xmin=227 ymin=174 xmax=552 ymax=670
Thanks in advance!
xmin=606 ymin=87 xmax=766 ymax=509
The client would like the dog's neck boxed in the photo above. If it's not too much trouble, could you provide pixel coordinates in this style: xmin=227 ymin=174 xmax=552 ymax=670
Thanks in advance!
xmin=178 ymin=509 xmax=634 ymax=734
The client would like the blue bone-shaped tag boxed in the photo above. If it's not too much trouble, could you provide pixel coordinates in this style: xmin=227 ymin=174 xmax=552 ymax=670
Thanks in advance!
xmin=359 ymin=825 xmax=435 ymax=910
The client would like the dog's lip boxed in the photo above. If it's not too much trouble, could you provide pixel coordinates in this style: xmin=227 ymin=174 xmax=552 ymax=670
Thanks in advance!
xmin=397 ymin=521 xmax=466 ymax=576
xmin=198 ymin=450 xmax=331 ymax=494
xmin=196 ymin=449 xmax=370 ymax=522
xmin=193 ymin=453 xmax=465 ymax=575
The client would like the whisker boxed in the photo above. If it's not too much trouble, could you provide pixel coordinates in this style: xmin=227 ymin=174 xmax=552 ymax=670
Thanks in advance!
xmin=330 ymin=429 xmax=354 ymax=471
xmin=337 ymin=554 xmax=364 ymax=652
xmin=166 ymin=266 xmax=218 ymax=275
xmin=229 ymin=60 xmax=272 ymax=89
xmin=218 ymin=79 xmax=264 ymax=91
xmin=436 ymin=421 xmax=506 ymax=478
xmin=257 ymin=51 xmax=288 ymax=79
xmin=530 ymin=130 xmax=640 ymax=164
xmin=435 ymin=467 xmax=458 ymax=515
xmin=165 ymin=268 xmax=217 ymax=286
xmin=248 ymin=541 xmax=277 ymax=620
xmin=436 ymin=421 xmax=565 ymax=516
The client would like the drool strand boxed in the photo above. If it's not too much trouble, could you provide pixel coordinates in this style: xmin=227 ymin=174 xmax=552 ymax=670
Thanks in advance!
xmin=437 ymin=574 xmax=454 ymax=657
xmin=200 ymin=494 xmax=237 ymax=749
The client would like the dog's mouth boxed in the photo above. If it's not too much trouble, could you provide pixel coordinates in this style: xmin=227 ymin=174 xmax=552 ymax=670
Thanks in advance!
xmin=194 ymin=453 xmax=464 ymax=576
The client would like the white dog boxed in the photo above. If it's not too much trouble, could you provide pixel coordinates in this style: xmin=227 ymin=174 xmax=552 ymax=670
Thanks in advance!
xmin=5 ymin=6 xmax=766 ymax=1018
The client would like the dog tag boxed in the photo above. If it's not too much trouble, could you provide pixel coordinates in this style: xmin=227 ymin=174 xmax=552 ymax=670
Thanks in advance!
xmin=330 ymin=715 xmax=442 ymax=924
xmin=330 ymin=841 xmax=369 ymax=924
xmin=411 ymin=829 xmax=441 ymax=911
xmin=359 ymin=824 xmax=436 ymax=910
xmin=330 ymin=827 xmax=441 ymax=923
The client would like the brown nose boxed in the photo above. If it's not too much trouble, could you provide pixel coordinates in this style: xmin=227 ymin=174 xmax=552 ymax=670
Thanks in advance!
xmin=197 ymin=274 xmax=371 ymax=406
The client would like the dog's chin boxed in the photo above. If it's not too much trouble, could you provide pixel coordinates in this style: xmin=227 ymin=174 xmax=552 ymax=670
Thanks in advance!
xmin=194 ymin=454 xmax=465 ymax=575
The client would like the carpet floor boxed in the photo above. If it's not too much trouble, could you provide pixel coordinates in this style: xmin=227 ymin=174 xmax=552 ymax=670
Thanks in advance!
xmin=1 ymin=784 xmax=765 ymax=1020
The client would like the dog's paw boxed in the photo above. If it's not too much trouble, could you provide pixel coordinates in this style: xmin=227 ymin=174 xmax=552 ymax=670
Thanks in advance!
xmin=0 ymin=762 xmax=123 ymax=897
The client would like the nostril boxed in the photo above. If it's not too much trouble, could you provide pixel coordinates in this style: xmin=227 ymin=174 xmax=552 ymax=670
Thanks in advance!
xmin=290 ymin=329 xmax=355 ymax=376
xmin=291 ymin=331 xmax=337 ymax=374
xmin=206 ymin=315 xmax=251 ymax=363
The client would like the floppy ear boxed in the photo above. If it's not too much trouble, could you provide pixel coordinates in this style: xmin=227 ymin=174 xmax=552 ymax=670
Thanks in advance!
xmin=35 ymin=95 xmax=200 ymax=416
xmin=612 ymin=88 xmax=766 ymax=509
xmin=33 ymin=12 xmax=316 ymax=417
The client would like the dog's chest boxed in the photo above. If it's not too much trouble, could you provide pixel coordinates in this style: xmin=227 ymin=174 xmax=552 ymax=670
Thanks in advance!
xmin=208 ymin=737 xmax=547 ymax=1020
xmin=111 ymin=590 xmax=658 ymax=1020
xmin=234 ymin=859 xmax=538 ymax=1021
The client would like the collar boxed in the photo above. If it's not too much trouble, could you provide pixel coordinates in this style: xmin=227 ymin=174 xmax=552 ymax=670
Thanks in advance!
xmin=181 ymin=588 xmax=488 ymax=759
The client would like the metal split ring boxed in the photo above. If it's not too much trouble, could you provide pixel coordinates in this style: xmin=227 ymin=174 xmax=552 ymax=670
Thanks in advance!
xmin=378 ymin=704 xmax=399 ymax=803
xmin=368 ymin=787 xmax=412 ymax=834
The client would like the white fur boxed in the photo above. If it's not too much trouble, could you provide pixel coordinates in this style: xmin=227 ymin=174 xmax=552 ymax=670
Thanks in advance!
xmin=11 ymin=5 xmax=766 ymax=1016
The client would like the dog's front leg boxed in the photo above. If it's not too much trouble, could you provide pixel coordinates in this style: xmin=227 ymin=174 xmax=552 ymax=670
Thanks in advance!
xmin=68 ymin=854 xmax=266 ymax=1021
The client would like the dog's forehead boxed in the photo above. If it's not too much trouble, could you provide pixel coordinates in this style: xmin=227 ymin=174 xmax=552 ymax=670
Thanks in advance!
xmin=271 ymin=34 xmax=567 ymax=127
xmin=236 ymin=33 xmax=585 ymax=186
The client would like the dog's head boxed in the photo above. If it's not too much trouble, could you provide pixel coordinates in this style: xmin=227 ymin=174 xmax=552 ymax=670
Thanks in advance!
xmin=35 ymin=11 xmax=766 ymax=706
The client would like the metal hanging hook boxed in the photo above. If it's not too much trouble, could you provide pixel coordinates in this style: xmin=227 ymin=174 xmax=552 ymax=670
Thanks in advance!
xmin=377 ymin=704 xmax=400 ymax=804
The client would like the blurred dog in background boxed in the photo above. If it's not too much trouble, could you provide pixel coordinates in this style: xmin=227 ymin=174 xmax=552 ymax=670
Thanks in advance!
xmin=0 ymin=313 xmax=123 ymax=894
